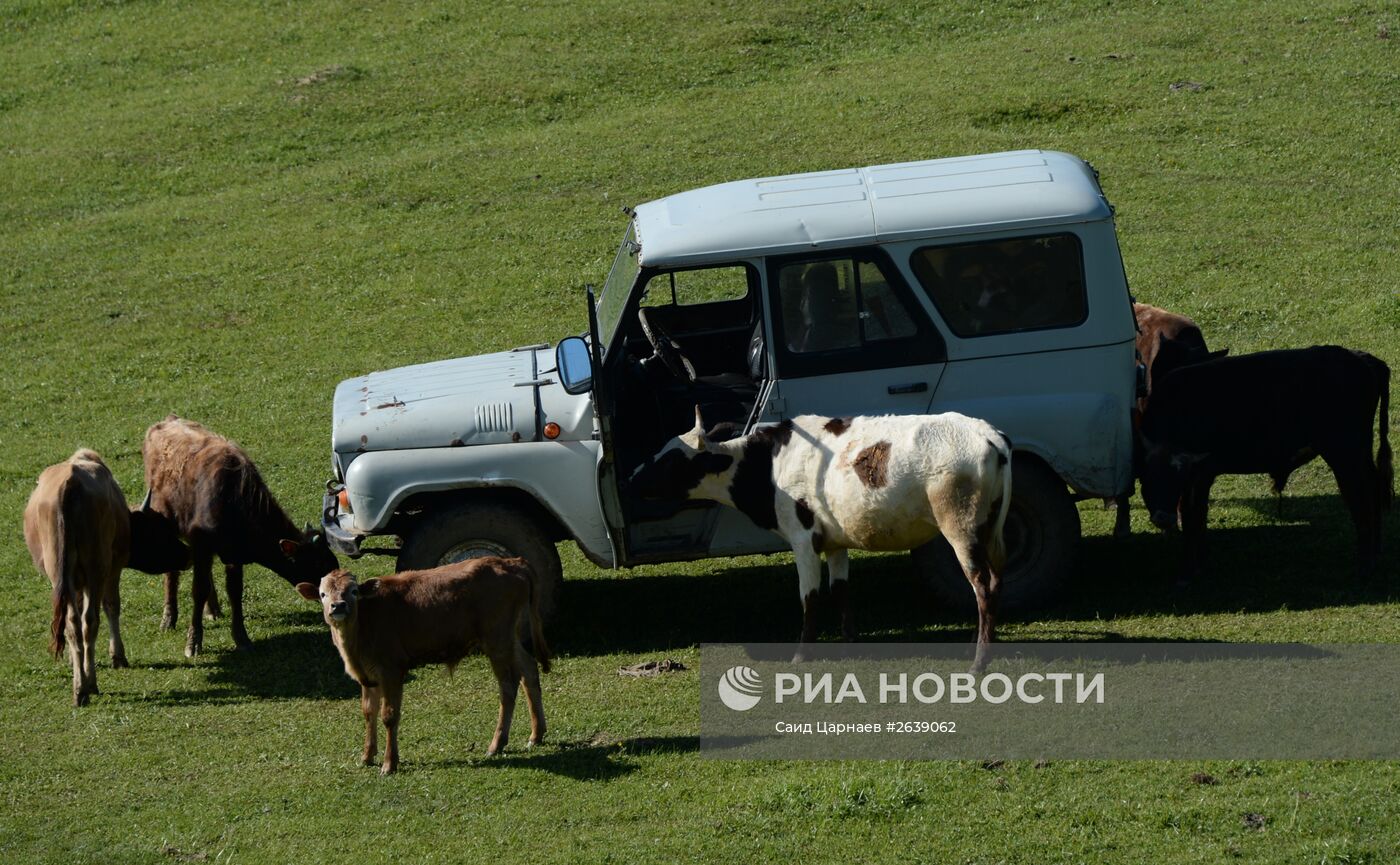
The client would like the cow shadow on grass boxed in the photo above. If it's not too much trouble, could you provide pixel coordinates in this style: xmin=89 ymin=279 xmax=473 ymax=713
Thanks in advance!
xmin=1063 ymin=494 xmax=1398 ymax=621
xmin=550 ymin=494 xmax=1397 ymax=657
xmin=421 ymin=734 xmax=699 ymax=781
xmin=128 ymin=617 xmax=357 ymax=706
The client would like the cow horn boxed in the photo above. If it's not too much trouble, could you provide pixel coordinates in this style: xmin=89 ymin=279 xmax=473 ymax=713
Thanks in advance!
xmin=140 ymin=489 xmax=153 ymax=512
xmin=303 ymin=521 xmax=315 ymax=537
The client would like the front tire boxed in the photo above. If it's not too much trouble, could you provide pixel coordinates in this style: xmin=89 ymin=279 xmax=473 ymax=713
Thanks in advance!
xmin=397 ymin=502 xmax=564 ymax=622
xmin=913 ymin=456 xmax=1080 ymax=617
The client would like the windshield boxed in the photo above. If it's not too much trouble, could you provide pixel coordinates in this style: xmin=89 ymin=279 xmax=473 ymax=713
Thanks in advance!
xmin=595 ymin=223 xmax=640 ymax=354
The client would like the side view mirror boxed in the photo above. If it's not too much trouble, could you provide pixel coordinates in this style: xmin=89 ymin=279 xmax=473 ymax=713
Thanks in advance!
xmin=556 ymin=336 xmax=594 ymax=395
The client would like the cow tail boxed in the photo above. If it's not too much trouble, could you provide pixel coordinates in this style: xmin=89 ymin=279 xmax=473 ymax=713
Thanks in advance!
xmin=48 ymin=498 xmax=71 ymax=660
xmin=987 ymin=432 xmax=1014 ymax=571
xmin=1376 ymin=356 xmax=1392 ymax=510
xmin=526 ymin=569 xmax=552 ymax=674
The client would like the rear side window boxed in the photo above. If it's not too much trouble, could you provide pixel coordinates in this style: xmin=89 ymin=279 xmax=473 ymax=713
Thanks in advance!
xmin=910 ymin=233 xmax=1087 ymax=337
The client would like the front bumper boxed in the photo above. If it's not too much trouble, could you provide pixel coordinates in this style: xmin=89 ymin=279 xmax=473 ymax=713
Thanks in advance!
xmin=321 ymin=483 xmax=363 ymax=558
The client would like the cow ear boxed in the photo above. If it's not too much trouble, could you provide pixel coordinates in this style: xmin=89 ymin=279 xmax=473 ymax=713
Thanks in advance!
xmin=295 ymin=582 xmax=320 ymax=601
xmin=358 ymin=579 xmax=379 ymax=598
xmin=279 ymin=538 xmax=300 ymax=558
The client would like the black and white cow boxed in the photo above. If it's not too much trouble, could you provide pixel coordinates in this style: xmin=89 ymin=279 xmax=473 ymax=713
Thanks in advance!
xmin=1140 ymin=345 xmax=1392 ymax=584
xmin=632 ymin=409 xmax=1013 ymax=667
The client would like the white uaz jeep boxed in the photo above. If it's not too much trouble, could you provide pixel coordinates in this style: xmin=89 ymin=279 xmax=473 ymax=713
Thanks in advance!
xmin=322 ymin=150 xmax=1138 ymax=617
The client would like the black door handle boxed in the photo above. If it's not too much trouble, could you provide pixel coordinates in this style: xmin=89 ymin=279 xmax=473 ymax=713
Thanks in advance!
xmin=887 ymin=382 xmax=928 ymax=395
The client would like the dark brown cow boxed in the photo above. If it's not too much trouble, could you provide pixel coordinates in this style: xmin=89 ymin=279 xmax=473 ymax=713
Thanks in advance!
xmin=297 ymin=558 xmax=550 ymax=774
xmin=1111 ymin=303 xmax=1228 ymax=536
xmin=1140 ymin=346 xmax=1391 ymax=584
xmin=143 ymin=415 xmax=338 ymax=656
xmin=24 ymin=450 xmax=189 ymax=705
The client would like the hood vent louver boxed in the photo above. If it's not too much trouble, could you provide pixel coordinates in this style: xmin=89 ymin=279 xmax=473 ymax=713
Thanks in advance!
xmin=474 ymin=402 xmax=514 ymax=433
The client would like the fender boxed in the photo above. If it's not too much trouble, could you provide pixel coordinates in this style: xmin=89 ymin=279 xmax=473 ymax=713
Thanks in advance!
xmin=343 ymin=440 xmax=612 ymax=564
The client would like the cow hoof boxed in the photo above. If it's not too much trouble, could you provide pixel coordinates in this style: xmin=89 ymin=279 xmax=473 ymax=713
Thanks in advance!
xmin=361 ymin=756 xmax=375 ymax=767
xmin=527 ymin=736 xmax=543 ymax=749
xmin=159 ymin=615 xmax=176 ymax=631
xmin=74 ymin=692 xmax=90 ymax=708
xmin=184 ymin=644 xmax=201 ymax=659
xmin=380 ymin=763 xmax=397 ymax=776
xmin=231 ymin=638 xmax=253 ymax=652
xmin=111 ymin=654 xmax=129 ymax=669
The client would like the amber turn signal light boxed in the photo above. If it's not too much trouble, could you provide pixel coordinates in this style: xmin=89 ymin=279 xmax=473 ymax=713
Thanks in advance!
xmin=543 ymin=422 xmax=561 ymax=440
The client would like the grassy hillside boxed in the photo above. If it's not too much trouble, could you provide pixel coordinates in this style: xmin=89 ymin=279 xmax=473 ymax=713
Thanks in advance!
xmin=2 ymin=1 xmax=1397 ymax=863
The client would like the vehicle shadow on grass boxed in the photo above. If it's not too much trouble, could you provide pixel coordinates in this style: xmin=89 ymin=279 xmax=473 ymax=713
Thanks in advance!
xmin=551 ymin=494 xmax=1397 ymax=657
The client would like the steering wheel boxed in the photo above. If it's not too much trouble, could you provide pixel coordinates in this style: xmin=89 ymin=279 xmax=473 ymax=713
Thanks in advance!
xmin=638 ymin=308 xmax=697 ymax=385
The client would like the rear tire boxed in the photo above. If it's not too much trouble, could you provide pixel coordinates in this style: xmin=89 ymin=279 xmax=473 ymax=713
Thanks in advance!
xmin=397 ymin=502 xmax=564 ymax=623
xmin=913 ymin=456 xmax=1079 ymax=617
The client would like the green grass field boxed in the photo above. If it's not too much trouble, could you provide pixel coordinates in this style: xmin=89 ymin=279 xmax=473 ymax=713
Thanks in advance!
xmin=2 ymin=1 xmax=1398 ymax=862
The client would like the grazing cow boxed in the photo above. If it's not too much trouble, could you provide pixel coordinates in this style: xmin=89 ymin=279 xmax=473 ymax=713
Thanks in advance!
xmin=631 ymin=409 xmax=1012 ymax=668
xmin=143 ymin=415 xmax=339 ymax=656
xmin=24 ymin=450 xmax=190 ymax=705
xmin=296 ymin=558 xmax=550 ymax=774
xmin=1140 ymin=346 xmax=1392 ymax=584
xmin=1110 ymin=303 xmax=1228 ymax=536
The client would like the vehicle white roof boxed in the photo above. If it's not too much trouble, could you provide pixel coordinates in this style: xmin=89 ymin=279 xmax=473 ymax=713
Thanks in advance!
xmin=633 ymin=150 xmax=1112 ymax=267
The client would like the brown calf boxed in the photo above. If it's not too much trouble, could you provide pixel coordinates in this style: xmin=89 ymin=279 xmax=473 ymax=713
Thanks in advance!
xmin=143 ymin=415 xmax=338 ymax=656
xmin=24 ymin=450 xmax=189 ymax=705
xmin=1112 ymin=303 xmax=1228 ymax=536
xmin=297 ymin=558 xmax=551 ymax=774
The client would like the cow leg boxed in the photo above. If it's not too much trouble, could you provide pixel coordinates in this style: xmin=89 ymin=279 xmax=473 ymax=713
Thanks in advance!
xmin=81 ymin=590 xmax=101 ymax=700
xmin=486 ymin=647 xmax=519 ymax=756
xmin=516 ymin=642 xmax=546 ymax=747
xmin=66 ymin=593 xmax=86 ymax=707
xmin=204 ymin=583 xmax=223 ymax=621
xmin=1178 ymin=475 xmax=1214 ymax=587
xmin=379 ymin=676 xmax=403 ymax=775
xmin=361 ymin=685 xmax=380 ymax=767
xmin=185 ymin=549 xmax=214 ymax=657
xmin=949 ymin=531 xmax=997 ymax=674
xmin=827 ymin=548 xmax=856 ymax=642
xmin=161 ymin=571 xmax=179 ymax=630
xmin=225 ymin=562 xmax=252 ymax=650
xmin=791 ymin=542 xmax=824 ymax=662
xmin=103 ymin=572 xmax=128 ymax=669
xmin=1327 ymin=455 xmax=1380 ymax=580
xmin=1112 ymin=491 xmax=1132 ymax=538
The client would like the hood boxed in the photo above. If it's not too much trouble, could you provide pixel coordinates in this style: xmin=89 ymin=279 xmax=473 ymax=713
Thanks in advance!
xmin=333 ymin=348 xmax=543 ymax=459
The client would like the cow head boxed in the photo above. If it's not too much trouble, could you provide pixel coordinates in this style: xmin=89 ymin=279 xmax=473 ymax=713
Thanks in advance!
xmin=297 ymin=569 xmax=376 ymax=629
xmin=1138 ymin=442 xmax=1208 ymax=532
xmin=127 ymin=505 xmax=190 ymax=574
xmin=278 ymin=525 xmax=340 ymax=586
xmin=629 ymin=407 xmax=736 ymax=500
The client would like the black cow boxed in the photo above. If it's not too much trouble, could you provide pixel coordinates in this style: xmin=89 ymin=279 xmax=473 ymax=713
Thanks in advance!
xmin=1111 ymin=303 xmax=1228 ymax=536
xmin=1140 ymin=345 xmax=1391 ymax=584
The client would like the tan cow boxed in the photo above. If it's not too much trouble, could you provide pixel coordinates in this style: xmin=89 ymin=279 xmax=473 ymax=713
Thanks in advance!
xmin=24 ymin=449 xmax=188 ymax=705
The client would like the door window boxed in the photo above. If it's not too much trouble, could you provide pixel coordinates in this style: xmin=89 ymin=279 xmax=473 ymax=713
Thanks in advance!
xmin=769 ymin=250 xmax=942 ymax=378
